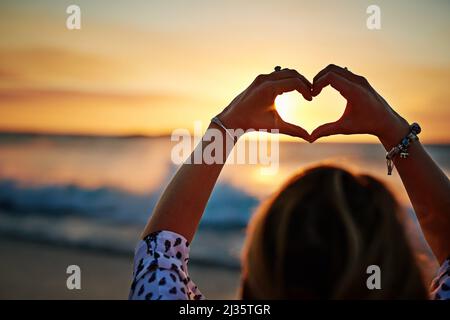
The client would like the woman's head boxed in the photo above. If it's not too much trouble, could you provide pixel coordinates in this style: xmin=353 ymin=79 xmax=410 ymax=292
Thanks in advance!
xmin=241 ymin=165 xmax=428 ymax=299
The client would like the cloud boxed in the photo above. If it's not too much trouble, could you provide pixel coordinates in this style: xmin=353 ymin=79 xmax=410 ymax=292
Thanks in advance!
xmin=0 ymin=87 xmax=215 ymax=136
xmin=0 ymin=87 xmax=187 ymax=105
xmin=0 ymin=47 xmax=144 ymax=88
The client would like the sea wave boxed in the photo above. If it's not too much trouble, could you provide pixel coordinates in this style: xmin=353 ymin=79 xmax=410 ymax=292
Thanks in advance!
xmin=0 ymin=179 xmax=258 ymax=229
xmin=0 ymin=178 xmax=258 ymax=269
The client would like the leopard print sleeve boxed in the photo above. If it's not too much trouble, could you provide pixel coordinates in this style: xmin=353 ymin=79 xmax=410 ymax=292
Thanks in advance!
xmin=430 ymin=257 xmax=450 ymax=300
xmin=129 ymin=230 xmax=205 ymax=300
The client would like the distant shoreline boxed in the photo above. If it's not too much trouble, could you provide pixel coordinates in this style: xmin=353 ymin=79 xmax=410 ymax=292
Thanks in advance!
xmin=0 ymin=130 xmax=170 ymax=140
xmin=0 ymin=130 xmax=449 ymax=146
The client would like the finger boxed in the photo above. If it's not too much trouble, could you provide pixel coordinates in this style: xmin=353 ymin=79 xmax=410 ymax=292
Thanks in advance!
xmin=277 ymin=119 xmax=311 ymax=141
xmin=269 ymin=69 xmax=312 ymax=100
xmin=312 ymin=71 xmax=355 ymax=99
xmin=309 ymin=121 xmax=343 ymax=142
xmin=313 ymin=64 xmax=368 ymax=96
xmin=250 ymin=69 xmax=312 ymax=96
xmin=313 ymin=64 xmax=359 ymax=85
xmin=269 ymin=68 xmax=312 ymax=87
xmin=261 ymin=77 xmax=312 ymax=101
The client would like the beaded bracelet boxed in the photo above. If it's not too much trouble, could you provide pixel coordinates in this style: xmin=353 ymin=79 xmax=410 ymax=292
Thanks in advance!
xmin=386 ymin=122 xmax=421 ymax=175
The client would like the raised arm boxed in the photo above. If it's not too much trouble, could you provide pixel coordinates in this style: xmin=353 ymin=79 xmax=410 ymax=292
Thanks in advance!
xmin=142 ymin=69 xmax=312 ymax=242
xmin=310 ymin=64 xmax=450 ymax=264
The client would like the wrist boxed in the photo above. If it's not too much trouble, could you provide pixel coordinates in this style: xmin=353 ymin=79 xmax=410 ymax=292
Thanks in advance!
xmin=217 ymin=110 xmax=245 ymax=131
xmin=377 ymin=116 xmax=410 ymax=150
xmin=211 ymin=114 xmax=243 ymax=144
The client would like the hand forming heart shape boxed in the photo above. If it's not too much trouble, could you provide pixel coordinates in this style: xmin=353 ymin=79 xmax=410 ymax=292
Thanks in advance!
xmin=219 ymin=64 xmax=409 ymax=145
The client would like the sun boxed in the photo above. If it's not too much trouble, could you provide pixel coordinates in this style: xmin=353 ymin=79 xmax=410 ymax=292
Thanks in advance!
xmin=274 ymin=88 xmax=346 ymax=134
xmin=274 ymin=92 xmax=302 ymax=123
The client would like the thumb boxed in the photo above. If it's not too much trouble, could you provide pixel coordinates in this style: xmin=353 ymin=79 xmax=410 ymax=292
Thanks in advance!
xmin=310 ymin=121 xmax=343 ymax=142
xmin=277 ymin=119 xmax=311 ymax=141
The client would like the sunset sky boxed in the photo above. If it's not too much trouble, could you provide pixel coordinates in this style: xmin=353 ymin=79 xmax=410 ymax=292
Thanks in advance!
xmin=0 ymin=0 xmax=449 ymax=142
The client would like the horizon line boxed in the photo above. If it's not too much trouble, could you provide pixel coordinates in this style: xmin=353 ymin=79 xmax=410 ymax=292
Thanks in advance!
xmin=0 ymin=129 xmax=449 ymax=146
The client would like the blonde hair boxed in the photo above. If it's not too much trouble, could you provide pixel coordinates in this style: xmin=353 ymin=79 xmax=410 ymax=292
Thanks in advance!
xmin=241 ymin=165 xmax=428 ymax=299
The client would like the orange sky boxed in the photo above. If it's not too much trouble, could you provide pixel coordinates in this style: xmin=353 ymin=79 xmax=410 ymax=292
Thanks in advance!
xmin=0 ymin=0 xmax=449 ymax=142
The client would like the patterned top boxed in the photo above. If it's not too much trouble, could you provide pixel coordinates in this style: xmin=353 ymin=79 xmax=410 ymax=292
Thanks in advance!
xmin=129 ymin=230 xmax=450 ymax=300
xmin=129 ymin=230 xmax=204 ymax=300
xmin=430 ymin=258 xmax=450 ymax=300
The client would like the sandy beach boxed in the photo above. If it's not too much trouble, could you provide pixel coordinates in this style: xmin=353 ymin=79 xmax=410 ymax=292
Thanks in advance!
xmin=0 ymin=236 xmax=241 ymax=300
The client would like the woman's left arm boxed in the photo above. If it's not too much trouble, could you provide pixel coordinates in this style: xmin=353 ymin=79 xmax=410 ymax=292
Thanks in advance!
xmin=141 ymin=68 xmax=312 ymax=242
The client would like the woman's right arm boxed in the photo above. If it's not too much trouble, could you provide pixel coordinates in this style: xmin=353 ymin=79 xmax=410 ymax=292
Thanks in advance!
xmin=310 ymin=64 xmax=450 ymax=264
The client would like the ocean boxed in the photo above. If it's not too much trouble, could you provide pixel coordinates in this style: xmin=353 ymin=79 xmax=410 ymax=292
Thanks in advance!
xmin=0 ymin=133 xmax=448 ymax=269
